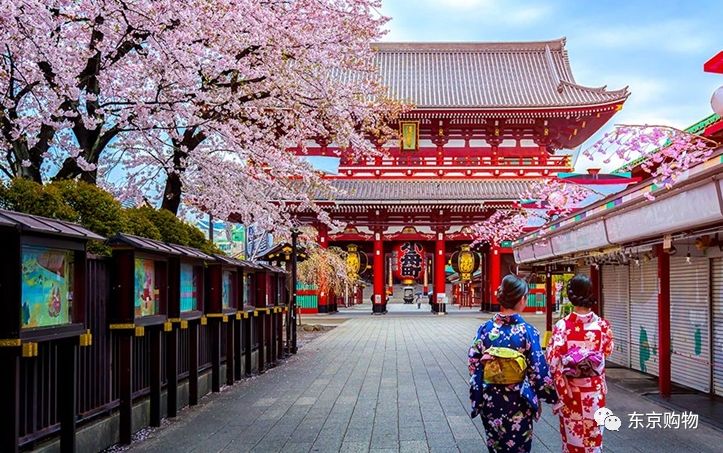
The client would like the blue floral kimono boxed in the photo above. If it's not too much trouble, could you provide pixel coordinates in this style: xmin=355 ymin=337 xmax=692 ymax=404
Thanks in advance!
xmin=468 ymin=313 xmax=558 ymax=453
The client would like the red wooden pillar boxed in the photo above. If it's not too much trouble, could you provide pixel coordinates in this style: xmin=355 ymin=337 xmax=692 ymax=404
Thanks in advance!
xmin=317 ymin=225 xmax=330 ymax=313
xmin=545 ymin=270 xmax=553 ymax=334
xmin=590 ymin=265 xmax=602 ymax=316
xmin=489 ymin=246 xmax=501 ymax=311
xmin=435 ymin=232 xmax=446 ymax=313
xmin=373 ymin=231 xmax=384 ymax=314
xmin=657 ymin=246 xmax=671 ymax=396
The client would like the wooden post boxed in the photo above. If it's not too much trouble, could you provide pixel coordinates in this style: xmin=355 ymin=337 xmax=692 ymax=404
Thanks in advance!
xmin=188 ymin=321 xmax=199 ymax=406
xmin=257 ymin=312 xmax=266 ymax=373
xmin=268 ymin=311 xmax=276 ymax=365
xmin=0 ymin=347 xmax=20 ymax=453
xmin=118 ymin=332 xmax=133 ymax=445
xmin=290 ymin=230 xmax=299 ymax=354
xmin=244 ymin=316 xmax=252 ymax=375
xmin=225 ymin=318 xmax=234 ymax=386
xmin=276 ymin=311 xmax=284 ymax=359
xmin=166 ymin=326 xmax=178 ymax=418
xmin=233 ymin=317 xmax=242 ymax=380
xmin=211 ymin=319 xmax=221 ymax=392
xmin=149 ymin=327 xmax=162 ymax=427
xmin=657 ymin=246 xmax=672 ymax=396
xmin=373 ymin=232 xmax=384 ymax=314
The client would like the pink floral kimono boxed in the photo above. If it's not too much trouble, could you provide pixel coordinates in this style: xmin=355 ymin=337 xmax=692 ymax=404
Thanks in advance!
xmin=546 ymin=312 xmax=614 ymax=453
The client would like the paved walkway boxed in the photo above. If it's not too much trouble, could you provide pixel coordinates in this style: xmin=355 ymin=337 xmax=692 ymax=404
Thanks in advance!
xmin=128 ymin=314 xmax=723 ymax=452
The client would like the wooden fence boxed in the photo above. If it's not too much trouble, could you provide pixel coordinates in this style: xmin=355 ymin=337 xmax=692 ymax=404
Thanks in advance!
xmin=16 ymin=258 xmax=285 ymax=451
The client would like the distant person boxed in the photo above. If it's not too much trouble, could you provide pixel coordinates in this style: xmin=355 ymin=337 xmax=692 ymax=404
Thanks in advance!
xmin=546 ymin=275 xmax=614 ymax=453
xmin=468 ymin=274 xmax=557 ymax=452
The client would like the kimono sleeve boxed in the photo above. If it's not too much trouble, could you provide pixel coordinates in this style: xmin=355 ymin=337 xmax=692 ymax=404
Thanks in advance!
xmin=546 ymin=319 xmax=571 ymax=402
xmin=600 ymin=317 xmax=614 ymax=358
xmin=468 ymin=324 xmax=487 ymax=418
xmin=524 ymin=325 xmax=558 ymax=405
xmin=468 ymin=324 xmax=487 ymax=376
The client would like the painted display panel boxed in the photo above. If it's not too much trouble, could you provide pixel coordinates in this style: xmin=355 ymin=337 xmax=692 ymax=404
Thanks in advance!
xmin=135 ymin=258 xmax=159 ymax=317
xmin=180 ymin=263 xmax=198 ymax=312
xmin=222 ymin=270 xmax=234 ymax=308
xmin=21 ymin=245 xmax=74 ymax=328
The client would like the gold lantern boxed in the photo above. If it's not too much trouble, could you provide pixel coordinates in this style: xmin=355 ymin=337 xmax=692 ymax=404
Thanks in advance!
xmin=451 ymin=244 xmax=480 ymax=281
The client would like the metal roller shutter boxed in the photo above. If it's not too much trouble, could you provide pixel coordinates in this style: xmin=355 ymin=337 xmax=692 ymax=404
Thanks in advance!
xmin=711 ymin=258 xmax=723 ymax=396
xmin=602 ymin=265 xmax=630 ymax=367
xmin=670 ymin=256 xmax=711 ymax=393
xmin=629 ymin=259 xmax=659 ymax=376
xmin=577 ymin=266 xmax=591 ymax=279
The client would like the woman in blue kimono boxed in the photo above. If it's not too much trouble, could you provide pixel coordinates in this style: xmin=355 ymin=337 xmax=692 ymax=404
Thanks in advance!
xmin=468 ymin=274 xmax=558 ymax=453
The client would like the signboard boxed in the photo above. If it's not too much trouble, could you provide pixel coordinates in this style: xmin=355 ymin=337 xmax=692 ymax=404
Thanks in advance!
xmin=400 ymin=121 xmax=420 ymax=151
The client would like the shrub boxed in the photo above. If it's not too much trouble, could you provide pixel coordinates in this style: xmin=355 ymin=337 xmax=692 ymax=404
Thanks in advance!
xmin=143 ymin=208 xmax=191 ymax=245
xmin=0 ymin=178 xmax=76 ymax=220
xmin=50 ymin=180 xmax=126 ymax=239
xmin=0 ymin=178 xmax=220 ymax=255
xmin=122 ymin=207 xmax=163 ymax=241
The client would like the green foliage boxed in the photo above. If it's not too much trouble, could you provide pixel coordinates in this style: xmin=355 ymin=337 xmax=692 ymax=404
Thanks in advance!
xmin=0 ymin=178 xmax=76 ymax=220
xmin=122 ymin=207 xmax=162 ymax=241
xmin=183 ymin=222 xmax=222 ymax=255
xmin=50 ymin=180 xmax=126 ymax=239
xmin=145 ymin=208 xmax=191 ymax=245
xmin=0 ymin=178 xmax=219 ymax=255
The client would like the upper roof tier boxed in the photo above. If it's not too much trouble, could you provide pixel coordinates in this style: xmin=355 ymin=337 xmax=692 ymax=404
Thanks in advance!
xmin=370 ymin=38 xmax=629 ymax=110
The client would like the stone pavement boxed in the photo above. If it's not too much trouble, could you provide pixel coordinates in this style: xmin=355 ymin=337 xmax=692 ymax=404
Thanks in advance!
xmin=126 ymin=313 xmax=723 ymax=453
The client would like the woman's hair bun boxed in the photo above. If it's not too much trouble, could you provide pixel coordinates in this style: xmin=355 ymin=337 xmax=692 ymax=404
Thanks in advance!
xmin=497 ymin=274 xmax=528 ymax=309
xmin=567 ymin=274 xmax=595 ymax=308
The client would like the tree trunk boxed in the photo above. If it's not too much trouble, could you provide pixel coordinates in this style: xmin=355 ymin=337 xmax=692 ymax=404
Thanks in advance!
xmin=160 ymin=128 xmax=205 ymax=215
xmin=161 ymin=170 xmax=183 ymax=215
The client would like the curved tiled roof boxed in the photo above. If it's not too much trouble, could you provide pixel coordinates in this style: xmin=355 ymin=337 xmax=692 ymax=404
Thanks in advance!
xmin=320 ymin=179 xmax=534 ymax=203
xmin=370 ymin=39 xmax=629 ymax=109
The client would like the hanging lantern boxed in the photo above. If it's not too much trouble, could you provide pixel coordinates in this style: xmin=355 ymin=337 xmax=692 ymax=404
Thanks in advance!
xmin=712 ymin=86 xmax=723 ymax=117
xmin=451 ymin=244 xmax=481 ymax=281
xmin=392 ymin=242 xmax=425 ymax=284
xmin=346 ymin=244 xmax=368 ymax=278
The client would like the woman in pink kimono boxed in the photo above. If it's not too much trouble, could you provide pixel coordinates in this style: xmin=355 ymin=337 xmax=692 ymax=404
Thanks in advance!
xmin=546 ymin=275 xmax=614 ymax=453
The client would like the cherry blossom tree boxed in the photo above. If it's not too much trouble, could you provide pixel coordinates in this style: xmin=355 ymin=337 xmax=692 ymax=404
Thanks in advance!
xmin=1 ymin=0 xmax=402 ymax=234
xmin=471 ymin=210 xmax=528 ymax=247
xmin=471 ymin=177 xmax=594 ymax=246
xmin=582 ymin=124 xmax=719 ymax=199
xmin=521 ymin=178 xmax=592 ymax=217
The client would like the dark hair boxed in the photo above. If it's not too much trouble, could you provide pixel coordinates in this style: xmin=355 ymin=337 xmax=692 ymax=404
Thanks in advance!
xmin=567 ymin=274 xmax=595 ymax=308
xmin=496 ymin=274 xmax=529 ymax=309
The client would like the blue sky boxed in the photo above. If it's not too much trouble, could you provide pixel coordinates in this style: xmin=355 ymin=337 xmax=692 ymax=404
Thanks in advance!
xmin=311 ymin=0 xmax=722 ymax=174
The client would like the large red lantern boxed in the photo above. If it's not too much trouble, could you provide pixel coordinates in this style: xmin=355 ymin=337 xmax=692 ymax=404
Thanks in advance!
xmin=392 ymin=242 xmax=425 ymax=284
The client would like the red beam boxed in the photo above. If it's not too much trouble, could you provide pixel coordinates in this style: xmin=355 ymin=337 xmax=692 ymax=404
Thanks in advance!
xmin=657 ymin=246 xmax=671 ymax=397
xmin=373 ymin=234 xmax=384 ymax=313
xmin=704 ymin=51 xmax=723 ymax=74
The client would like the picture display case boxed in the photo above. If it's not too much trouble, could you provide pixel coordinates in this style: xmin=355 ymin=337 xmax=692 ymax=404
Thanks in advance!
xmin=107 ymin=234 xmax=177 ymax=327
xmin=165 ymin=244 xmax=214 ymax=322
xmin=0 ymin=209 xmax=103 ymax=343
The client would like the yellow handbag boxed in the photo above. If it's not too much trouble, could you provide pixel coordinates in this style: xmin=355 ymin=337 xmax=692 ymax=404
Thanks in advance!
xmin=482 ymin=347 xmax=528 ymax=384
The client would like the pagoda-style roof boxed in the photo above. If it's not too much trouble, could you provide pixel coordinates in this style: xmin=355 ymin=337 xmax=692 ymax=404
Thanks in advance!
xmin=371 ymin=39 xmax=629 ymax=109
xmin=318 ymin=179 xmax=532 ymax=203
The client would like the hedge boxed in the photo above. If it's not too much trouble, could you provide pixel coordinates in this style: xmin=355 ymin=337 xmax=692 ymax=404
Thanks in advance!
xmin=0 ymin=178 xmax=220 ymax=256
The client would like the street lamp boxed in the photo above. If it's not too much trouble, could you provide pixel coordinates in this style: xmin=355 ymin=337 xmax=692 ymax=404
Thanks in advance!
xmin=712 ymin=86 xmax=723 ymax=117
xmin=289 ymin=228 xmax=300 ymax=354
xmin=704 ymin=51 xmax=723 ymax=116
